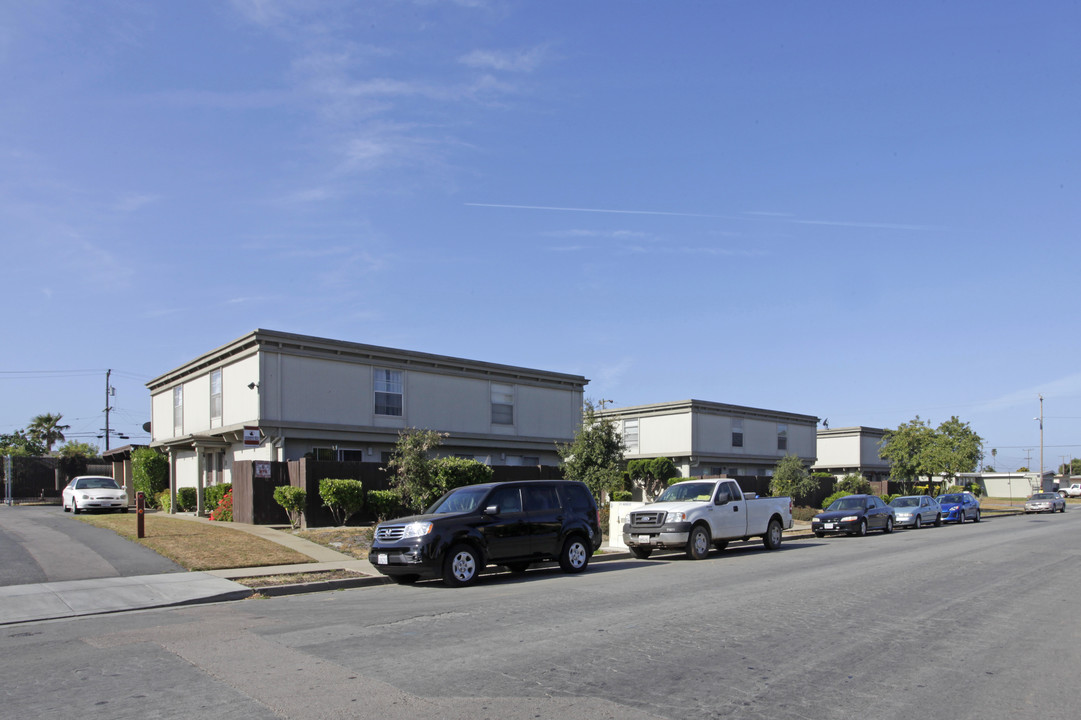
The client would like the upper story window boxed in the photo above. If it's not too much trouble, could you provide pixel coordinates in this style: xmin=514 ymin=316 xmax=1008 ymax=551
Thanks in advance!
xmin=491 ymin=383 xmax=514 ymax=425
xmin=777 ymin=423 xmax=788 ymax=451
xmin=210 ymin=370 xmax=223 ymax=425
xmin=623 ymin=418 xmax=639 ymax=453
xmin=172 ymin=385 xmax=183 ymax=435
xmin=374 ymin=369 xmax=403 ymax=416
xmin=732 ymin=419 xmax=744 ymax=448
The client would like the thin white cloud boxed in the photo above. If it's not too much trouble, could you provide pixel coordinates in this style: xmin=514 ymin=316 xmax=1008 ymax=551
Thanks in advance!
xmin=976 ymin=373 xmax=1081 ymax=415
xmin=459 ymin=46 xmax=548 ymax=73
xmin=465 ymin=202 xmax=725 ymax=218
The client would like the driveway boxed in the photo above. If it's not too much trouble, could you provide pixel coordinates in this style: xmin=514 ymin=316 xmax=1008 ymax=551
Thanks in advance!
xmin=0 ymin=505 xmax=183 ymax=587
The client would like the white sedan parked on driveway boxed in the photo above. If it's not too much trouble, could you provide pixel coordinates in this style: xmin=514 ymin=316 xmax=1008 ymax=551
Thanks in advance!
xmin=62 ymin=476 xmax=129 ymax=514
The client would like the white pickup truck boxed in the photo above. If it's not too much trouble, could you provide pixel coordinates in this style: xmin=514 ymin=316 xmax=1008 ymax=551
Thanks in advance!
xmin=622 ymin=479 xmax=793 ymax=559
xmin=1059 ymin=483 xmax=1081 ymax=498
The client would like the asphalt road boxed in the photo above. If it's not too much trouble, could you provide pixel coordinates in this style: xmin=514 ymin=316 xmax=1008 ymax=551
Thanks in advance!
xmin=2 ymin=510 xmax=1078 ymax=719
xmin=0 ymin=505 xmax=183 ymax=586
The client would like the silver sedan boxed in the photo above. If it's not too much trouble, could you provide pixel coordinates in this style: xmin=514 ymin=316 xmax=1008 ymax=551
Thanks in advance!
xmin=887 ymin=495 xmax=942 ymax=528
xmin=1025 ymin=492 xmax=1066 ymax=514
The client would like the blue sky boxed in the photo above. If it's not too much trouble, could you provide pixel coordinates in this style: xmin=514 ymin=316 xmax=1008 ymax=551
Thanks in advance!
xmin=2 ymin=1 xmax=1079 ymax=473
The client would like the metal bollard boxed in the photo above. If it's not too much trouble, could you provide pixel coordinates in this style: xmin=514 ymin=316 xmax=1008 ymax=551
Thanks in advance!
xmin=136 ymin=491 xmax=145 ymax=538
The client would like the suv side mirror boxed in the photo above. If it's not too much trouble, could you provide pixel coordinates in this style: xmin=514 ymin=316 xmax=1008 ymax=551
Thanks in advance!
xmin=483 ymin=505 xmax=499 ymax=515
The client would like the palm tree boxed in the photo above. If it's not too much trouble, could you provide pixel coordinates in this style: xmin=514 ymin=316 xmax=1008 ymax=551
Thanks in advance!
xmin=27 ymin=413 xmax=70 ymax=453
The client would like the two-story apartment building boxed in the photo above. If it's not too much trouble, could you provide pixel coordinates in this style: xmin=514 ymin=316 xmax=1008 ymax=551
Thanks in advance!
xmin=595 ymin=399 xmax=818 ymax=487
xmin=812 ymin=426 xmax=891 ymax=484
xmin=147 ymin=329 xmax=587 ymax=513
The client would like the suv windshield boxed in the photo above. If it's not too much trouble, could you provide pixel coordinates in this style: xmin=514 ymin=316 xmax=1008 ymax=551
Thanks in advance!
xmin=427 ymin=487 xmax=490 ymax=515
xmin=656 ymin=483 xmax=716 ymax=503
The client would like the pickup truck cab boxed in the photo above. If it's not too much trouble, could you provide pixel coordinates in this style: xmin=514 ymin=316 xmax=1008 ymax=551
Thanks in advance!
xmin=1058 ymin=483 xmax=1081 ymax=498
xmin=622 ymin=479 xmax=792 ymax=560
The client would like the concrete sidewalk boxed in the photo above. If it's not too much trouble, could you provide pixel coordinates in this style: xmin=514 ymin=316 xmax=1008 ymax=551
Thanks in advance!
xmin=0 ymin=516 xmax=817 ymax=625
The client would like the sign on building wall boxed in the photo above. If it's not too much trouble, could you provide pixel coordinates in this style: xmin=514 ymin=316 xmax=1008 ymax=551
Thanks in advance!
xmin=244 ymin=426 xmax=260 ymax=446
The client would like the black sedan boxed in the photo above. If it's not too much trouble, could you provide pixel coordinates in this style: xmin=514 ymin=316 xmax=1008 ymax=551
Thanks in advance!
xmin=812 ymin=494 xmax=895 ymax=537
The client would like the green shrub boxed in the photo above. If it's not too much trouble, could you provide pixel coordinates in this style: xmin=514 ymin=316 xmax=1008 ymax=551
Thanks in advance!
xmin=209 ymin=488 xmax=233 ymax=522
xmin=205 ymin=483 xmax=232 ymax=511
xmin=367 ymin=489 xmax=403 ymax=522
xmin=132 ymin=448 xmax=169 ymax=503
xmin=821 ymin=490 xmax=848 ymax=510
xmin=838 ymin=473 xmax=872 ymax=496
xmin=273 ymin=485 xmax=307 ymax=529
xmin=611 ymin=490 xmax=633 ymax=502
xmin=319 ymin=478 xmax=365 ymax=526
xmin=157 ymin=490 xmax=171 ymax=513
xmin=792 ymin=506 xmax=821 ymax=521
xmin=176 ymin=487 xmax=197 ymax=512
xmin=945 ymin=484 xmax=964 ymax=494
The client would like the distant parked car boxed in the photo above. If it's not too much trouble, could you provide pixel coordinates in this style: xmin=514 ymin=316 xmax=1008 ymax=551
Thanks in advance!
xmin=938 ymin=491 xmax=980 ymax=523
xmin=1025 ymin=492 xmax=1066 ymax=514
xmin=888 ymin=495 xmax=942 ymax=528
xmin=62 ymin=476 xmax=129 ymax=514
xmin=1057 ymin=483 xmax=1081 ymax=498
xmin=812 ymin=494 xmax=894 ymax=537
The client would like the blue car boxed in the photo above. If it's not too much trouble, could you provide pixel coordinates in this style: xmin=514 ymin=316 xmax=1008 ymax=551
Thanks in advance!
xmin=938 ymin=491 xmax=980 ymax=523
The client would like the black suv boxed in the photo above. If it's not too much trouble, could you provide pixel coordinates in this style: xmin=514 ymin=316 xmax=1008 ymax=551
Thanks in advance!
xmin=370 ymin=480 xmax=602 ymax=587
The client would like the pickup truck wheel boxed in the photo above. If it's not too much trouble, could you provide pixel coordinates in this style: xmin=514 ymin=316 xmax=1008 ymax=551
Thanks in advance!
xmin=630 ymin=546 xmax=653 ymax=559
xmin=762 ymin=518 xmax=783 ymax=550
xmin=443 ymin=544 xmax=481 ymax=587
xmin=559 ymin=536 xmax=590 ymax=573
xmin=686 ymin=525 xmax=710 ymax=560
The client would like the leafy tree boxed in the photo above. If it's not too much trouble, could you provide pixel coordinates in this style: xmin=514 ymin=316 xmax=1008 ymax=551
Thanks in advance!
xmin=927 ymin=416 xmax=983 ymax=483
xmin=1059 ymin=459 xmax=1081 ymax=475
xmin=558 ymin=399 xmax=625 ymax=503
xmin=627 ymin=457 xmax=680 ymax=499
xmin=770 ymin=455 xmax=817 ymax=504
xmin=384 ymin=428 xmax=448 ymax=513
xmin=319 ymin=478 xmax=365 ymax=526
xmin=57 ymin=441 xmax=100 ymax=458
xmin=1017 ymin=466 xmax=1030 ymax=473
xmin=0 ymin=430 xmax=47 ymax=457
xmin=880 ymin=415 xmax=983 ymax=488
xmin=26 ymin=413 xmax=70 ymax=453
xmin=879 ymin=416 xmax=936 ymax=485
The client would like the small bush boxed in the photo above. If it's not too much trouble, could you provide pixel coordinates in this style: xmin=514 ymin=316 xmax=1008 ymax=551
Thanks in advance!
xmin=945 ymin=484 xmax=965 ymax=494
xmin=367 ymin=489 xmax=403 ymax=522
xmin=319 ymin=478 xmax=365 ymax=526
xmin=837 ymin=473 xmax=872 ymax=496
xmin=157 ymin=490 xmax=171 ymax=513
xmin=205 ymin=483 xmax=232 ymax=511
xmin=176 ymin=487 xmax=197 ymax=512
xmin=274 ymin=485 xmax=307 ymax=529
xmin=821 ymin=490 xmax=848 ymax=510
xmin=209 ymin=488 xmax=233 ymax=522
xmin=611 ymin=490 xmax=633 ymax=502
xmin=792 ymin=506 xmax=820 ymax=521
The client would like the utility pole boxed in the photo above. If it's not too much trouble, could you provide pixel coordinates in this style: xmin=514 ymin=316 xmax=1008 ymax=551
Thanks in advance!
xmin=1038 ymin=394 xmax=1044 ymax=489
xmin=104 ymin=369 xmax=112 ymax=452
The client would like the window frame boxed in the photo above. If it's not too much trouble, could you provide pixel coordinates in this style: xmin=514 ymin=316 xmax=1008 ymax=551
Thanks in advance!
xmin=374 ymin=368 xmax=404 ymax=417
